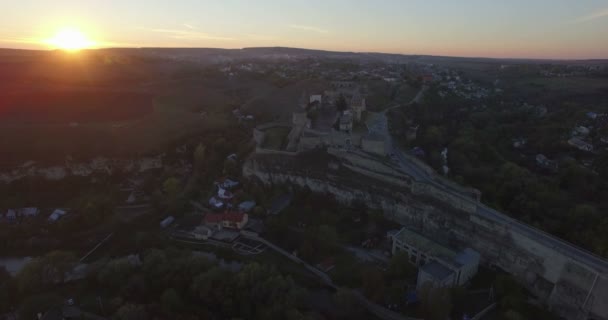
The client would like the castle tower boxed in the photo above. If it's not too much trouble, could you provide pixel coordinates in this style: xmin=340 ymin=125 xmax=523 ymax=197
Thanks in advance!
xmin=350 ymin=91 xmax=366 ymax=122
xmin=298 ymin=91 xmax=308 ymax=110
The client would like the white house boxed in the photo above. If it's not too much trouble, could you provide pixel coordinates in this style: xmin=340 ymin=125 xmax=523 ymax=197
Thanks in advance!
xmin=215 ymin=178 xmax=239 ymax=190
xmin=573 ymin=126 xmax=590 ymax=137
xmin=193 ymin=226 xmax=213 ymax=240
xmin=568 ymin=137 xmax=594 ymax=152
xmin=19 ymin=207 xmax=39 ymax=218
xmin=160 ymin=216 xmax=175 ymax=228
xmin=309 ymin=94 xmax=322 ymax=105
xmin=217 ymin=188 xmax=234 ymax=200
xmin=5 ymin=209 xmax=17 ymax=221
xmin=209 ymin=197 xmax=225 ymax=210
xmin=48 ymin=209 xmax=67 ymax=222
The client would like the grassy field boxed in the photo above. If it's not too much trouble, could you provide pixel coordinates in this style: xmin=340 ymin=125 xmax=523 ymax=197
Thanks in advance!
xmin=261 ymin=126 xmax=291 ymax=150
xmin=0 ymin=49 xmax=246 ymax=164
xmin=241 ymin=79 xmax=329 ymax=122
xmin=0 ymin=74 xmax=238 ymax=165
xmin=0 ymin=91 xmax=153 ymax=123
xmin=0 ymin=100 xmax=232 ymax=164
xmin=366 ymin=80 xmax=418 ymax=111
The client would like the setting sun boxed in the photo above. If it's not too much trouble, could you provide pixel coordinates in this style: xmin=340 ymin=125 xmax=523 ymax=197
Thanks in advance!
xmin=46 ymin=28 xmax=94 ymax=51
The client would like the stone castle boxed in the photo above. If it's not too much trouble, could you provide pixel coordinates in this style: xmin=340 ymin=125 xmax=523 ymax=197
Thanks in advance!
xmin=254 ymin=82 xmax=387 ymax=156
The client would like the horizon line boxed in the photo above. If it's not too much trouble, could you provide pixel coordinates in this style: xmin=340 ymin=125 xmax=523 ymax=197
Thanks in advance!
xmin=0 ymin=45 xmax=607 ymax=62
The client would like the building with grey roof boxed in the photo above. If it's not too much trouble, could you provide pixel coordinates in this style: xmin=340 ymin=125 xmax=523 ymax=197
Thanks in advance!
xmin=418 ymin=261 xmax=456 ymax=288
xmin=390 ymin=227 xmax=480 ymax=289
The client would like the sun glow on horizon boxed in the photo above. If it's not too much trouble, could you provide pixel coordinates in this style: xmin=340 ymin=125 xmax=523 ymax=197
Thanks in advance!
xmin=45 ymin=28 xmax=95 ymax=51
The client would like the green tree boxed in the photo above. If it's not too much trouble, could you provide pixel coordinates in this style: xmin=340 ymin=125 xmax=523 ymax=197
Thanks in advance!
xmin=596 ymin=153 xmax=608 ymax=180
xmin=387 ymin=252 xmax=416 ymax=281
xmin=316 ymin=225 xmax=339 ymax=245
xmin=163 ymin=177 xmax=181 ymax=199
xmin=418 ymin=283 xmax=452 ymax=320
xmin=194 ymin=143 xmax=206 ymax=168
xmin=252 ymin=206 xmax=266 ymax=217
xmin=231 ymin=263 xmax=304 ymax=319
xmin=300 ymin=224 xmax=339 ymax=261
xmin=494 ymin=275 xmax=526 ymax=312
xmin=161 ymin=288 xmax=185 ymax=314
xmin=142 ymin=249 xmax=169 ymax=290
xmin=114 ymin=304 xmax=148 ymax=320
xmin=333 ymin=289 xmax=364 ymax=319
xmin=422 ymin=126 xmax=444 ymax=147
xmin=97 ymin=258 xmax=136 ymax=291
xmin=0 ymin=267 xmax=12 ymax=313
xmin=122 ymin=274 xmax=147 ymax=301
xmin=361 ymin=267 xmax=385 ymax=303
xmin=18 ymin=294 xmax=63 ymax=320
xmin=335 ymin=94 xmax=348 ymax=112
xmin=17 ymin=251 xmax=76 ymax=293
xmin=190 ymin=266 xmax=228 ymax=306
xmin=503 ymin=309 xmax=526 ymax=320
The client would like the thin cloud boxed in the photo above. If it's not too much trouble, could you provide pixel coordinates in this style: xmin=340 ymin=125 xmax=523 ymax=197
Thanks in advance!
xmin=246 ymin=33 xmax=278 ymax=41
xmin=0 ymin=36 xmax=39 ymax=44
xmin=182 ymin=23 xmax=195 ymax=30
xmin=572 ymin=7 xmax=608 ymax=23
xmin=289 ymin=24 xmax=329 ymax=34
xmin=142 ymin=27 xmax=235 ymax=41
xmin=96 ymin=40 xmax=143 ymax=48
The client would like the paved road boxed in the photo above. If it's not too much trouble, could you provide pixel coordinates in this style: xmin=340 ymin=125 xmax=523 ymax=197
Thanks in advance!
xmin=375 ymin=87 xmax=608 ymax=274
xmin=367 ymin=86 xmax=430 ymax=181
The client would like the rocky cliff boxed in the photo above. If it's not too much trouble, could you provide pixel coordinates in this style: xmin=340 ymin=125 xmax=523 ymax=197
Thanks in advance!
xmin=243 ymin=149 xmax=608 ymax=320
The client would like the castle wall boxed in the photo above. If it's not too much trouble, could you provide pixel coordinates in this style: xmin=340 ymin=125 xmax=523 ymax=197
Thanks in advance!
xmin=243 ymin=152 xmax=608 ymax=320
xmin=361 ymin=137 xmax=387 ymax=156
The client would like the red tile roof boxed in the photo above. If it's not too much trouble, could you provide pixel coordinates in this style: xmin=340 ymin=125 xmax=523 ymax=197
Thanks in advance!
xmin=203 ymin=212 xmax=246 ymax=224
xmin=204 ymin=213 xmax=224 ymax=224
xmin=223 ymin=212 xmax=246 ymax=223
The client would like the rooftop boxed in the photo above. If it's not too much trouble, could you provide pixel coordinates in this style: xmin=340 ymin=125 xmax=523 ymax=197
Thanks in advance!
xmin=204 ymin=213 xmax=224 ymax=224
xmin=420 ymin=260 xmax=454 ymax=281
xmin=204 ymin=212 xmax=247 ymax=224
xmin=223 ymin=212 xmax=247 ymax=223
xmin=363 ymin=133 xmax=385 ymax=142
xmin=350 ymin=93 xmax=365 ymax=107
xmin=238 ymin=200 xmax=256 ymax=211
xmin=454 ymin=248 xmax=481 ymax=266
xmin=393 ymin=228 xmax=458 ymax=261
xmin=339 ymin=113 xmax=353 ymax=124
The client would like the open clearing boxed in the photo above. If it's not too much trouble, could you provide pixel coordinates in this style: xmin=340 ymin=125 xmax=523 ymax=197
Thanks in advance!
xmin=0 ymin=91 xmax=153 ymax=123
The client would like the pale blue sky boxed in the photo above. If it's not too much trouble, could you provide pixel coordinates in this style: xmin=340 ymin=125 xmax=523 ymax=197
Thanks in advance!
xmin=1 ymin=0 xmax=607 ymax=58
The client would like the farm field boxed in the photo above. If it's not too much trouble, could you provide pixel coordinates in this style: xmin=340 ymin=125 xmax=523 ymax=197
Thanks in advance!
xmin=0 ymin=91 xmax=153 ymax=123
